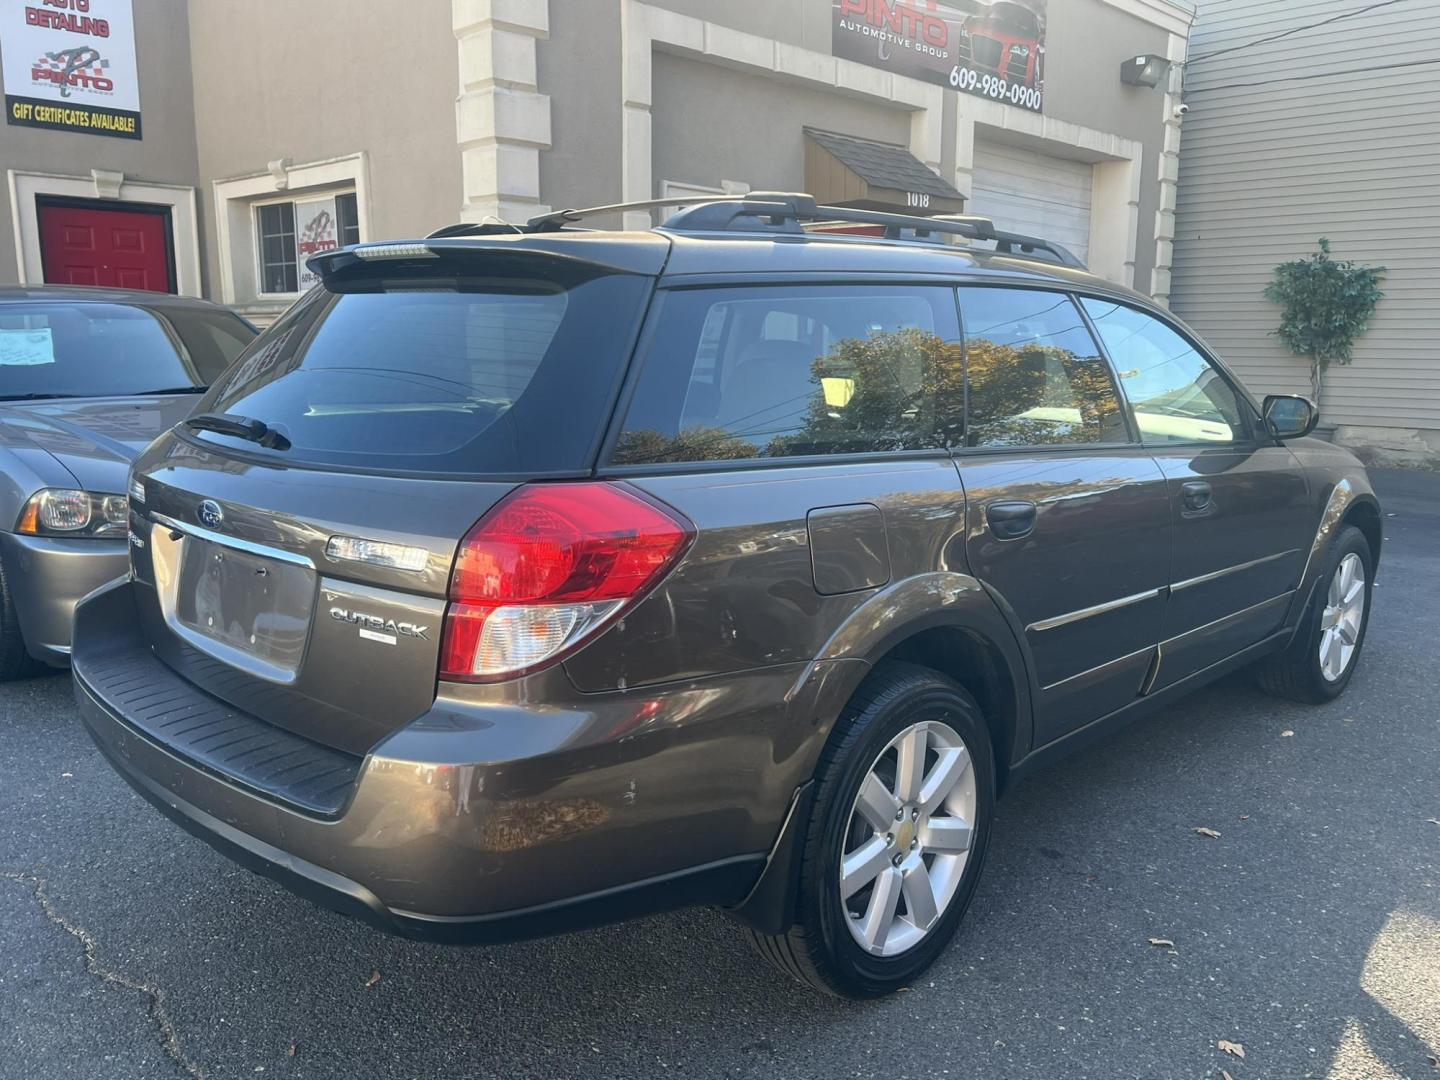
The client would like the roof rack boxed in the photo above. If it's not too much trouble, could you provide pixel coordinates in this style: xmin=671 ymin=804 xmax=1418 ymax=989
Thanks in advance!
xmin=428 ymin=191 xmax=1085 ymax=268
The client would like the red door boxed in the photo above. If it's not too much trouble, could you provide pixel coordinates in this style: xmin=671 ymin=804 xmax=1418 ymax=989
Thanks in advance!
xmin=38 ymin=203 xmax=175 ymax=293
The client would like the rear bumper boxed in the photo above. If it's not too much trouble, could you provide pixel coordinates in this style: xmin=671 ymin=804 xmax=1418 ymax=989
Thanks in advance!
xmin=78 ymin=682 xmax=761 ymax=942
xmin=72 ymin=577 xmax=824 ymax=941
xmin=0 ymin=531 xmax=127 ymax=663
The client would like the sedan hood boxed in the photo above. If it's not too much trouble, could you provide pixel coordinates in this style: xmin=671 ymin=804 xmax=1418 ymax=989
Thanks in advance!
xmin=0 ymin=395 xmax=197 ymax=493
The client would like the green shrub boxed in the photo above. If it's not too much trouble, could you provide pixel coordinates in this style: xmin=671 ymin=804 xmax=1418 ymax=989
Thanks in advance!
xmin=1264 ymin=238 xmax=1384 ymax=404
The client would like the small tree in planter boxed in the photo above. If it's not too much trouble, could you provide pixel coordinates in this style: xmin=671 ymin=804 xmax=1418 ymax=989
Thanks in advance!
xmin=1264 ymin=238 xmax=1385 ymax=404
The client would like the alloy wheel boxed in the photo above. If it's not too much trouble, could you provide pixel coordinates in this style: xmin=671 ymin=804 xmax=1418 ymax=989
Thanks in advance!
xmin=1319 ymin=552 xmax=1366 ymax=682
xmin=839 ymin=719 xmax=978 ymax=957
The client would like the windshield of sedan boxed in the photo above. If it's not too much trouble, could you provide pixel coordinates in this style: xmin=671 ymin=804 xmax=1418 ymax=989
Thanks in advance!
xmin=0 ymin=302 xmax=250 ymax=400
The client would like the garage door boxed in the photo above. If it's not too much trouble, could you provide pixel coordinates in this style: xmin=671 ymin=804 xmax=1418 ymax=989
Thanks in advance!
xmin=968 ymin=143 xmax=1093 ymax=266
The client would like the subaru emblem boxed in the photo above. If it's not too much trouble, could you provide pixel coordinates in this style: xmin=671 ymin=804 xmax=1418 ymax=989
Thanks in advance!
xmin=198 ymin=499 xmax=224 ymax=529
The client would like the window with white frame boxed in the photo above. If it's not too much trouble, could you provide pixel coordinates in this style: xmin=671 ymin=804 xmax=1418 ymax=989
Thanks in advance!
xmin=254 ymin=191 xmax=360 ymax=296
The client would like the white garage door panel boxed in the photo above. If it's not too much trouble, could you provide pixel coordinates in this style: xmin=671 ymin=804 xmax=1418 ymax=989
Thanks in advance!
xmin=969 ymin=143 xmax=1093 ymax=265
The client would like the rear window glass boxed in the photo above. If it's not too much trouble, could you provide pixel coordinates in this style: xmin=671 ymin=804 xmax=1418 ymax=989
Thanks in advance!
xmin=196 ymin=256 xmax=650 ymax=475
xmin=612 ymin=285 xmax=962 ymax=464
xmin=0 ymin=302 xmax=203 ymax=399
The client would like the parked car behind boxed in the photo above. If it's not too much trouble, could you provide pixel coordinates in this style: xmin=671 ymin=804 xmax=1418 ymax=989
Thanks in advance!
xmin=0 ymin=286 xmax=256 ymax=678
xmin=72 ymin=196 xmax=1379 ymax=997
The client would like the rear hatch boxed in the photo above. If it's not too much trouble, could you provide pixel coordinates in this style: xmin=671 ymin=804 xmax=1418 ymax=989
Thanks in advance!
xmin=127 ymin=237 xmax=664 ymax=756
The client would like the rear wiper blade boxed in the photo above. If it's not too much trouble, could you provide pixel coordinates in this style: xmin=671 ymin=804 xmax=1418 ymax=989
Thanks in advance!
xmin=0 ymin=392 xmax=81 ymax=401
xmin=136 ymin=385 xmax=208 ymax=395
xmin=183 ymin=411 xmax=291 ymax=450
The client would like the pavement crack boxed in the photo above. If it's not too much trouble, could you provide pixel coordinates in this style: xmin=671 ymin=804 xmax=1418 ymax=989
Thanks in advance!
xmin=3 ymin=869 xmax=207 ymax=1079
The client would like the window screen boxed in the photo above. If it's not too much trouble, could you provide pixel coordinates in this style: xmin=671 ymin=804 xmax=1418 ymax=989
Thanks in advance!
xmin=960 ymin=287 xmax=1127 ymax=448
xmin=1081 ymin=298 xmax=1249 ymax=445
xmin=613 ymin=285 xmax=962 ymax=464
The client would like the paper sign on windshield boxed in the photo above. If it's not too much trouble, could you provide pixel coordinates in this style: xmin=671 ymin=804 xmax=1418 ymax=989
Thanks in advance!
xmin=0 ymin=328 xmax=57 ymax=366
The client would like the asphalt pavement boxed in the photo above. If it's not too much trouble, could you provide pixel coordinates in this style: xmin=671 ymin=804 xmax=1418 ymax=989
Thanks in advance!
xmin=1 ymin=468 xmax=1436 ymax=1080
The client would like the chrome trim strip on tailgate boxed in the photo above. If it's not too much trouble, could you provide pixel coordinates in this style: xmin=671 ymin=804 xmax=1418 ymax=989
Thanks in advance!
xmin=150 ymin=512 xmax=316 ymax=569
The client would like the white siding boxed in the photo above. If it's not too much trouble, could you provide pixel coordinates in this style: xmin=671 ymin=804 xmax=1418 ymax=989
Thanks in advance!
xmin=969 ymin=143 xmax=1093 ymax=265
xmin=1171 ymin=0 xmax=1440 ymax=433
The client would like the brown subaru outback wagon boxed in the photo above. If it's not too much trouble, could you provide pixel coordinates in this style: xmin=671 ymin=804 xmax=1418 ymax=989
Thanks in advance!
xmin=73 ymin=195 xmax=1379 ymax=997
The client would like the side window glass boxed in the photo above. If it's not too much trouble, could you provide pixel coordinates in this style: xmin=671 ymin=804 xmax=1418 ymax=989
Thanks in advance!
xmin=612 ymin=286 xmax=962 ymax=464
xmin=959 ymin=288 xmax=1127 ymax=448
xmin=1082 ymin=298 xmax=1249 ymax=445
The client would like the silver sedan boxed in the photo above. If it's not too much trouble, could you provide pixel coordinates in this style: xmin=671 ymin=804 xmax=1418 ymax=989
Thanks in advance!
xmin=0 ymin=285 xmax=255 ymax=678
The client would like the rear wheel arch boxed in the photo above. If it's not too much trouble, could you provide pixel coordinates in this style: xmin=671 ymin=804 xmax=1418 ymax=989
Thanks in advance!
xmin=799 ymin=599 xmax=1031 ymax=796
xmin=736 ymin=607 xmax=1030 ymax=937
xmin=870 ymin=626 xmax=1022 ymax=795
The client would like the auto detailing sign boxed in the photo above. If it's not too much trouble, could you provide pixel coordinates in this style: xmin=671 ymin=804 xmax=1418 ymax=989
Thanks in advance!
xmin=2 ymin=0 xmax=141 ymax=139
xmin=832 ymin=0 xmax=1046 ymax=113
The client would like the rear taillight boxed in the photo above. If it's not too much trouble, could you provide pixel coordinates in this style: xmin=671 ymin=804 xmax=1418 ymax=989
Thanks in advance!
xmin=439 ymin=482 xmax=694 ymax=682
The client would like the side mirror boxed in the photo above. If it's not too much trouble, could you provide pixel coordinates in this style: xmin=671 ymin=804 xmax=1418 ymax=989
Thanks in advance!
xmin=1262 ymin=394 xmax=1318 ymax=440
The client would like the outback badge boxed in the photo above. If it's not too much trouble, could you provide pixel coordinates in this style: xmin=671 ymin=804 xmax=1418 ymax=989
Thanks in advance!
xmin=330 ymin=606 xmax=430 ymax=646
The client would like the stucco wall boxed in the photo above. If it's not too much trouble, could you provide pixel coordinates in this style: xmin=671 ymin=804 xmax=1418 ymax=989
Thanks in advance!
xmin=0 ymin=0 xmax=200 ymax=286
xmin=186 ymin=0 xmax=461 ymax=291
xmin=536 ymin=6 xmax=623 ymax=219
xmin=656 ymin=0 xmax=831 ymax=51
xmin=1038 ymin=0 xmax=1175 ymax=291
xmin=650 ymin=51 xmax=912 ymax=198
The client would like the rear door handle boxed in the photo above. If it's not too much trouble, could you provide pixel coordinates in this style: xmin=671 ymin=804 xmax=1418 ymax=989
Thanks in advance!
xmin=1181 ymin=480 xmax=1213 ymax=512
xmin=986 ymin=500 xmax=1037 ymax=540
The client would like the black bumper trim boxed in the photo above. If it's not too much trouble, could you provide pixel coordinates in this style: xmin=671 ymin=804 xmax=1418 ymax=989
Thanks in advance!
xmin=70 ymin=577 xmax=361 ymax=817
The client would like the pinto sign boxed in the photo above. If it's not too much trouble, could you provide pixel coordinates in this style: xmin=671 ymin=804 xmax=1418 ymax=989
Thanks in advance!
xmin=831 ymin=0 xmax=1047 ymax=114
xmin=2 ymin=0 xmax=141 ymax=138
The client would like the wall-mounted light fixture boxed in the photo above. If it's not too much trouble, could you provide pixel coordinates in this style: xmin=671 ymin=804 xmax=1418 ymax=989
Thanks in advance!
xmin=1120 ymin=54 xmax=1172 ymax=89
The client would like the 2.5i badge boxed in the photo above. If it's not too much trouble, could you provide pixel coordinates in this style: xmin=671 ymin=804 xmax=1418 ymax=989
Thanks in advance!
xmin=329 ymin=607 xmax=430 ymax=646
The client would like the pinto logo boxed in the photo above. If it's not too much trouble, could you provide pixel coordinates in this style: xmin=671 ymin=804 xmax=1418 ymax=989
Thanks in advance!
xmin=31 ymin=46 xmax=112 ymax=97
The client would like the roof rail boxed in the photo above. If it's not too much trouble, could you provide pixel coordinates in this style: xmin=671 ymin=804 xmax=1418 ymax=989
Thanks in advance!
xmin=436 ymin=192 xmax=1086 ymax=269
xmin=525 ymin=196 xmax=714 ymax=232
xmin=660 ymin=193 xmax=1086 ymax=269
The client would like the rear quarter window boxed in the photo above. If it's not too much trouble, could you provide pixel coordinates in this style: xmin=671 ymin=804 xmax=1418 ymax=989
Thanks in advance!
xmin=612 ymin=284 xmax=963 ymax=464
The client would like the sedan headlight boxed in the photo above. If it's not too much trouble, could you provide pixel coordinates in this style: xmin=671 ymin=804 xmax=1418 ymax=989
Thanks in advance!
xmin=16 ymin=489 xmax=129 ymax=538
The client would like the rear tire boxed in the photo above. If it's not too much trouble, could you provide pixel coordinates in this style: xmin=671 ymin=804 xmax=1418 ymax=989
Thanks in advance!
xmin=749 ymin=662 xmax=994 ymax=997
xmin=1255 ymin=525 xmax=1372 ymax=704
xmin=0 ymin=555 xmax=43 ymax=682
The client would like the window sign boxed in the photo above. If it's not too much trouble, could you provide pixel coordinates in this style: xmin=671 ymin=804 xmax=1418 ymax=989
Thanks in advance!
xmin=0 ymin=328 xmax=57 ymax=366
xmin=831 ymin=0 xmax=1046 ymax=114
xmin=294 ymin=198 xmax=339 ymax=291
xmin=2 ymin=0 xmax=141 ymax=138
